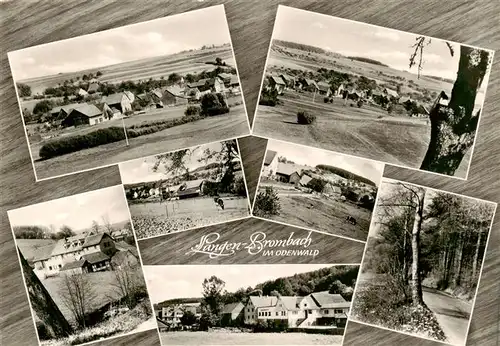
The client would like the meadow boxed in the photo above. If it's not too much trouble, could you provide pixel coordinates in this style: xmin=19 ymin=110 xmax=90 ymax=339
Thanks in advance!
xmin=160 ymin=331 xmax=343 ymax=345
xmin=256 ymin=183 xmax=371 ymax=241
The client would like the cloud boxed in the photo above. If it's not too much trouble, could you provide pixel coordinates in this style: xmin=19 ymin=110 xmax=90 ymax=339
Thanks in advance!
xmin=374 ymin=30 xmax=400 ymax=42
xmin=311 ymin=22 xmax=326 ymax=29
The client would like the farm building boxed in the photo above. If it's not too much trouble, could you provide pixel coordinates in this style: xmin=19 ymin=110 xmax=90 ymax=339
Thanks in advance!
xmin=87 ymin=82 xmax=99 ymax=94
xmin=80 ymin=250 xmax=111 ymax=272
xmin=383 ymin=87 xmax=399 ymax=100
xmin=49 ymin=103 xmax=82 ymax=119
xmin=262 ymin=149 xmax=278 ymax=178
xmin=218 ymin=72 xmax=233 ymax=85
xmin=33 ymin=232 xmax=117 ymax=277
xmin=103 ymin=92 xmax=133 ymax=114
xmin=317 ymin=81 xmax=331 ymax=96
xmin=177 ymin=179 xmax=206 ymax=199
xmin=323 ymin=183 xmax=342 ymax=197
xmin=275 ymin=163 xmax=304 ymax=185
xmin=61 ymin=104 xmax=105 ymax=127
xmin=77 ymin=88 xmax=88 ymax=97
xmin=184 ymin=87 xmax=201 ymax=100
xmin=228 ymin=75 xmax=241 ymax=94
xmin=95 ymin=102 xmax=114 ymax=120
xmin=299 ymin=78 xmax=319 ymax=92
xmin=268 ymin=75 xmax=286 ymax=94
xmin=111 ymin=249 xmax=139 ymax=269
xmin=244 ymin=296 xmax=278 ymax=325
xmin=60 ymin=259 xmax=91 ymax=275
xmin=162 ymin=85 xmax=189 ymax=106
xmin=280 ymin=74 xmax=295 ymax=89
xmin=110 ymin=229 xmax=129 ymax=242
xmin=332 ymin=83 xmax=346 ymax=97
xmin=187 ymin=77 xmax=224 ymax=93
xmin=299 ymin=174 xmax=313 ymax=186
xmin=221 ymin=302 xmax=245 ymax=326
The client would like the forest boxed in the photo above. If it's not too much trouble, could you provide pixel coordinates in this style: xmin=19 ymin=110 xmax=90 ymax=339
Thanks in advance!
xmin=352 ymin=180 xmax=496 ymax=342
xmin=316 ymin=164 xmax=376 ymax=186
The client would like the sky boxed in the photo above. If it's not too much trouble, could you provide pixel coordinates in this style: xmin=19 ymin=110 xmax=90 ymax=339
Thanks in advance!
xmin=267 ymin=139 xmax=383 ymax=186
xmin=144 ymin=264 xmax=338 ymax=304
xmin=119 ymin=141 xmax=226 ymax=184
xmin=8 ymin=185 xmax=130 ymax=233
xmin=272 ymin=6 xmax=492 ymax=81
xmin=8 ymin=5 xmax=231 ymax=80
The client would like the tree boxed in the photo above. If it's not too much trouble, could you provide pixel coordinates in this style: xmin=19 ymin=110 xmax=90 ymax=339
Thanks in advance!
xmin=410 ymin=38 xmax=492 ymax=175
xmin=101 ymin=215 xmax=113 ymax=233
xmin=168 ymin=73 xmax=181 ymax=83
xmin=111 ymin=265 xmax=144 ymax=309
xmin=55 ymin=225 xmax=75 ymax=239
xmin=215 ymin=57 xmax=223 ymax=66
xmin=96 ymin=71 xmax=103 ymax=77
xmin=202 ymin=275 xmax=225 ymax=317
xmin=180 ymin=310 xmax=198 ymax=326
xmin=17 ymin=83 xmax=32 ymax=97
xmin=19 ymin=250 xmax=73 ymax=338
xmin=90 ymin=220 xmax=100 ymax=234
xmin=33 ymin=100 xmax=53 ymax=115
xmin=59 ymin=272 xmax=98 ymax=328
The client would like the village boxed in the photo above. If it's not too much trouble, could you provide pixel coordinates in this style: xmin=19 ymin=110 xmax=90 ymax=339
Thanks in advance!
xmin=253 ymin=140 xmax=382 ymax=241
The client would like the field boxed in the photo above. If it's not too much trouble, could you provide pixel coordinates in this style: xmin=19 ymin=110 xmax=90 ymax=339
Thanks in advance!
xmin=160 ymin=331 xmax=343 ymax=345
xmin=17 ymin=46 xmax=235 ymax=95
xmin=254 ymin=45 xmax=476 ymax=178
xmin=129 ymin=196 xmax=250 ymax=239
xmin=40 ymin=271 xmax=124 ymax=324
xmin=31 ymin=105 xmax=248 ymax=179
xmin=257 ymin=183 xmax=372 ymax=241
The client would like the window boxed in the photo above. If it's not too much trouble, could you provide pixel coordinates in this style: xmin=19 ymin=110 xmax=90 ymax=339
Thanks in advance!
xmin=49 ymin=266 xmax=52 ymax=270
xmin=276 ymin=312 xmax=278 ymax=316
xmin=335 ymin=309 xmax=343 ymax=314
xmin=58 ymin=264 xmax=62 ymax=268
xmin=324 ymin=310 xmax=329 ymax=314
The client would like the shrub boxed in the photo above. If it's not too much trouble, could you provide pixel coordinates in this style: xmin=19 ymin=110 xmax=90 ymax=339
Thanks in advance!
xmin=185 ymin=105 xmax=200 ymax=116
xmin=200 ymin=92 xmax=230 ymax=116
xmin=259 ymin=88 xmax=279 ymax=107
xmin=297 ymin=110 xmax=316 ymax=125
xmin=323 ymin=97 xmax=329 ymax=103
xmin=357 ymin=99 xmax=364 ymax=108
xmin=253 ymin=186 xmax=281 ymax=217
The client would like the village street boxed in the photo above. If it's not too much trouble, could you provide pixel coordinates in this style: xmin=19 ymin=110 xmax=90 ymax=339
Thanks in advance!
xmin=422 ymin=286 xmax=472 ymax=345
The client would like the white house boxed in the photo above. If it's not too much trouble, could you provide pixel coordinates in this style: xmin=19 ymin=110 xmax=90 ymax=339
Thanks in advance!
xmin=262 ymin=150 xmax=279 ymax=178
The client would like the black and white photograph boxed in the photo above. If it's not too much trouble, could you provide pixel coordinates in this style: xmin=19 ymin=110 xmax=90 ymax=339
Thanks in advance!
xmin=252 ymin=5 xmax=494 ymax=179
xmin=252 ymin=139 xmax=383 ymax=242
xmin=349 ymin=179 xmax=497 ymax=345
xmin=120 ymin=139 xmax=251 ymax=240
xmin=7 ymin=185 xmax=156 ymax=346
xmin=8 ymin=5 xmax=250 ymax=181
xmin=145 ymin=264 xmax=359 ymax=345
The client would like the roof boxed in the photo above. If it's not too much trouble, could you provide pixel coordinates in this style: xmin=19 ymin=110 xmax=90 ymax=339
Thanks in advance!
xmin=324 ymin=184 xmax=342 ymax=194
xmin=270 ymin=75 xmax=285 ymax=85
xmin=180 ymin=179 xmax=205 ymax=190
xmin=279 ymin=296 xmax=302 ymax=311
xmin=81 ymin=251 xmax=110 ymax=264
xmin=60 ymin=259 xmax=88 ymax=271
xmin=229 ymin=75 xmax=239 ymax=86
xmin=16 ymin=239 xmax=56 ymax=262
xmin=50 ymin=103 xmax=82 ymax=114
xmin=309 ymin=291 xmax=349 ymax=308
xmin=87 ymin=83 xmax=99 ymax=93
xmin=249 ymin=296 xmax=278 ymax=308
xmin=222 ymin=302 xmax=244 ymax=314
xmin=68 ymin=104 xmax=102 ymax=118
xmin=384 ymin=88 xmax=399 ymax=98
xmin=263 ymin=150 xmax=277 ymax=166
xmin=32 ymin=244 xmax=57 ymax=262
xmin=104 ymin=93 xmax=125 ymax=105
xmin=276 ymin=163 xmax=310 ymax=177
xmin=51 ymin=232 xmax=110 ymax=256
xmin=280 ymin=74 xmax=294 ymax=83
xmin=303 ymin=79 xmax=318 ymax=88
xmin=123 ymin=91 xmax=134 ymax=101
xmin=399 ymin=96 xmax=412 ymax=103
xmin=187 ymin=80 xmax=206 ymax=88
xmin=164 ymin=85 xmax=185 ymax=97
xmin=317 ymin=81 xmax=330 ymax=88
xmin=94 ymin=102 xmax=109 ymax=111
xmin=218 ymin=73 xmax=233 ymax=80
xmin=299 ymin=174 xmax=313 ymax=186
xmin=111 ymin=249 xmax=138 ymax=264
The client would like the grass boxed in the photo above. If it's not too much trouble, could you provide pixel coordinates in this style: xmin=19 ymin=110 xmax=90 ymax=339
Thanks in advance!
xmin=160 ymin=331 xmax=343 ymax=345
xmin=129 ymin=196 xmax=250 ymax=239
xmin=256 ymin=183 xmax=371 ymax=241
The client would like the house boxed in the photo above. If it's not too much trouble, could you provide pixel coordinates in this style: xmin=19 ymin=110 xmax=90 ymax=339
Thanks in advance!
xmin=221 ymin=302 xmax=245 ymax=326
xmin=323 ymin=183 xmax=342 ymax=197
xmin=103 ymin=92 xmax=133 ymax=114
xmin=383 ymin=87 xmax=399 ymax=100
xmin=268 ymin=75 xmax=286 ymax=94
xmin=177 ymin=179 xmax=205 ymax=199
xmin=432 ymin=90 xmax=450 ymax=108
xmin=275 ymin=163 xmax=311 ymax=184
xmin=243 ymin=296 xmax=278 ymax=325
xmin=333 ymin=83 xmax=346 ymax=97
xmin=110 ymin=229 xmax=129 ymax=242
xmin=399 ymin=95 xmax=413 ymax=104
xmin=49 ymin=103 xmax=82 ymax=120
xmin=80 ymin=251 xmax=111 ymax=272
xmin=95 ymin=102 xmax=114 ymax=120
xmin=187 ymin=78 xmax=224 ymax=93
xmin=160 ymin=303 xmax=201 ymax=327
xmin=308 ymin=291 xmax=350 ymax=327
xmin=110 ymin=249 xmax=139 ymax=269
xmin=280 ymin=74 xmax=295 ymax=89
xmin=162 ymin=85 xmax=189 ymax=107
xmin=34 ymin=232 xmax=117 ymax=277
xmin=299 ymin=174 xmax=313 ymax=187
xmin=317 ymin=81 xmax=331 ymax=96
xmin=299 ymin=78 xmax=319 ymax=92
xmin=60 ymin=259 xmax=91 ymax=275
xmin=228 ymin=75 xmax=241 ymax=94
xmin=347 ymin=89 xmax=363 ymax=100
xmin=87 ymin=82 xmax=99 ymax=94
xmin=184 ymin=87 xmax=201 ymax=101
xmin=218 ymin=73 xmax=233 ymax=86
xmin=61 ymin=104 xmax=105 ymax=127
xmin=262 ymin=150 xmax=278 ymax=178
xmin=77 ymin=88 xmax=88 ymax=97
xmin=124 ymin=91 xmax=135 ymax=104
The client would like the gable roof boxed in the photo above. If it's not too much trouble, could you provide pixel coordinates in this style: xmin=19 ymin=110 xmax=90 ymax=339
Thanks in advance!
xmin=50 ymin=103 xmax=82 ymax=115
xmin=279 ymin=296 xmax=302 ymax=311
xmin=309 ymin=291 xmax=349 ymax=308
xmin=280 ymin=74 xmax=294 ymax=83
xmin=229 ymin=75 xmax=239 ymax=86
xmin=248 ymin=296 xmax=278 ymax=308
xmin=87 ymin=83 xmax=99 ymax=93
xmin=299 ymin=174 xmax=313 ymax=186
xmin=384 ymin=88 xmax=399 ymax=98
xmin=104 ymin=93 xmax=125 ymax=105
xmin=317 ymin=81 xmax=330 ymax=91
xmin=276 ymin=163 xmax=310 ymax=177
xmin=164 ymin=85 xmax=185 ymax=97
xmin=222 ymin=302 xmax=244 ymax=314
xmin=302 ymin=79 xmax=318 ymax=88
xmin=111 ymin=249 xmax=138 ymax=265
xmin=60 ymin=259 xmax=89 ymax=271
xmin=81 ymin=251 xmax=110 ymax=264
xmin=51 ymin=232 xmax=110 ymax=256
xmin=68 ymin=104 xmax=102 ymax=118
xmin=270 ymin=75 xmax=285 ymax=85
xmin=218 ymin=73 xmax=233 ymax=80
xmin=180 ymin=179 xmax=205 ymax=190
xmin=264 ymin=150 xmax=277 ymax=166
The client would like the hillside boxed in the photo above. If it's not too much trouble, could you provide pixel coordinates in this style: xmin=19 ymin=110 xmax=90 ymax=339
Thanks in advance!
xmin=316 ymin=165 xmax=376 ymax=186
xmin=154 ymin=297 xmax=203 ymax=309
xmin=347 ymin=56 xmax=388 ymax=67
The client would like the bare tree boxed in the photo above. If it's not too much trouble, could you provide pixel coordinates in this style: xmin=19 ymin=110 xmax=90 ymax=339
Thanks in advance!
xmin=90 ymin=220 xmax=100 ymax=234
xmin=111 ymin=265 xmax=144 ymax=309
xmin=59 ymin=272 xmax=98 ymax=328
xmin=101 ymin=214 xmax=113 ymax=233
xmin=410 ymin=38 xmax=492 ymax=175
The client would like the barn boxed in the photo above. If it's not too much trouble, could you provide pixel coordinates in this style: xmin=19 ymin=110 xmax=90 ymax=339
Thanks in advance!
xmin=61 ymin=104 xmax=104 ymax=127
xmin=268 ymin=75 xmax=286 ymax=94
xmin=317 ymin=81 xmax=331 ymax=96
xmin=104 ymin=92 xmax=133 ymax=114
xmin=162 ymin=86 xmax=189 ymax=106
xmin=275 ymin=163 xmax=302 ymax=184
xmin=60 ymin=259 xmax=91 ymax=275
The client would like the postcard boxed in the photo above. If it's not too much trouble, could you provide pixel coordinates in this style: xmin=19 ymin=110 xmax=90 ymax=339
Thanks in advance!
xmin=252 ymin=138 xmax=384 ymax=242
xmin=349 ymin=178 xmax=497 ymax=345
xmin=144 ymin=264 xmax=359 ymax=345
xmin=7 ymin=185 xmax=157 ymax=346
xmin=119 ymin=139 xmax=252 ymax=240
xmin=252 ymin=5 xmax=494 ymax=179
xmin=8 ymin=5 xmax=250 ymax=181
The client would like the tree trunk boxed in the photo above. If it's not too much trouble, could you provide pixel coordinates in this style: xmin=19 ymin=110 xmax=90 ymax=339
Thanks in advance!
xmin=410 ymin=190 xmax=425 ymax=306
xmin=472 ymin=230 xmax=483 ymax=279
xmin=420 ymin=46 xmax=490 ymax=175
xmin=19 ymin=249 xmax=73 ymax=338
xmin=453 ymin=232 xmax=465 ymax=287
